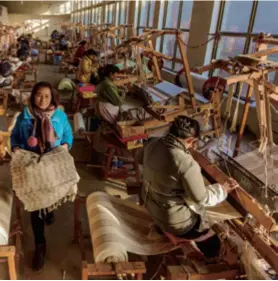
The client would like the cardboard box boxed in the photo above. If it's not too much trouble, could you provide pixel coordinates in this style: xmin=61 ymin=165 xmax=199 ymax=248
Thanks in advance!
xmin=117 ymin=120 xmax=145 ymax=138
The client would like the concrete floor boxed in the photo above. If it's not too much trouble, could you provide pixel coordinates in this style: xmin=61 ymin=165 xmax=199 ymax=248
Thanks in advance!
xmin=0 ymin=62 xmax=257 ymax=280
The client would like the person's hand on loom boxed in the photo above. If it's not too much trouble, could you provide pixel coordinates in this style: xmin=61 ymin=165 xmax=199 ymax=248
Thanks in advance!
xmin=222 ymin=178 xmax=239 ymax=193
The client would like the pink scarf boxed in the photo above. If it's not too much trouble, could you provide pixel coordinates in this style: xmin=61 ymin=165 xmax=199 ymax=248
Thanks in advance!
xmin=28 ymin=105 xmax=57 ymax=152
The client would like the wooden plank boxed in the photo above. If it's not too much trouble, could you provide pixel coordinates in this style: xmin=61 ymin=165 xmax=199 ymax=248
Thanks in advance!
xmin=270 ymin=93 xmax=278 ymax=104
xmin=249 ymin=46 xmax=278 ymax=58
xmin=167 ymin=266 xmax=239 ymax=280
xmin=253 ymin=37 xmax=278 ymax=45
xmin=224 ymin=71 xmax=264 ymax=85
xmin=234 ymin=84 xmax=254 ymax=157
xmin=143 ymin=28 xmax=179 ymax=35
xmin=147 ymin=39 xmax=162 ymax=81
xmin=8 ymin=254 xmax=17 ymax=280
xmin=86 ymin=262 xmax=146 ymax=276
xmin=189 ymin=149 xmax=276 ymax=232
xmin=0 ymin=246 xmax=15 ymax=257
xmin=229 ymin=220 xmax=278 ymax=273
xmin=265 ymin=88 xmax=274 ymax=145
xmin=177 ymin=34 xmax=196 ymax=108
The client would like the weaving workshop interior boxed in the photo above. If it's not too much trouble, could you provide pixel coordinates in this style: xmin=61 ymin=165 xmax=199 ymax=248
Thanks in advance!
xmin=0 ymin=0 xmax=278 ymax=280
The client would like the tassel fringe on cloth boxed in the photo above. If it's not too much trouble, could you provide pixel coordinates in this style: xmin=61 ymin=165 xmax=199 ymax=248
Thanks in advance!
xmin=10 ymin=147 xmax=79 ymax=214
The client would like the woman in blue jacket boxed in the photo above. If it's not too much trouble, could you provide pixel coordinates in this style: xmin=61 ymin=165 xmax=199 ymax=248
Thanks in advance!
xmin=11 ymin=81 xmax=73 ymax=272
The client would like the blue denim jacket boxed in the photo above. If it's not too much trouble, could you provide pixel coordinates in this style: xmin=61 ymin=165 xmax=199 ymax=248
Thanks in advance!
xmin=11 ymin=105 xmax=73 ymax=152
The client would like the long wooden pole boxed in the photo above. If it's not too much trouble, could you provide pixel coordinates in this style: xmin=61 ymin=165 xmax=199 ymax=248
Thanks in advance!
xmin=176 ymin=33 xmax=196 ymax=108
xmin=233 ymin=85 xmax=254 ymax=157
xmin=147 ymin=39 xmax=162 ymax=82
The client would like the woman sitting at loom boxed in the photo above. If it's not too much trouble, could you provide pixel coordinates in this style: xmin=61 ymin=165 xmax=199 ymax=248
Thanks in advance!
xmin=94 ymin=64 xmax=125 ymax=124
xmin=77 ymin=49 xmax=99 ymax=85
xmin=73 ymin=40 xmax=87 ymax=66
xmin=11 ymin=81 xmax=73 ymax=271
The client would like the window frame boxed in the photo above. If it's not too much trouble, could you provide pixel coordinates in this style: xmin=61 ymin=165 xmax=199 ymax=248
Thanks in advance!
xmin=206 ymin=1 xmax=278 ymax=97
xmin=158 ymin=1 xmax=192 ymax=71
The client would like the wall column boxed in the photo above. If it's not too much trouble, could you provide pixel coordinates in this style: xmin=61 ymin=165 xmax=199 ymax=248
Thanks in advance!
xmin=186 ymin=1 xmax=215 ymax=68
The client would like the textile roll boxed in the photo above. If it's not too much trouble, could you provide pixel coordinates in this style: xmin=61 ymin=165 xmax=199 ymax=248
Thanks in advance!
xmin=73 ymin=112 xmax=86 ymax=134
xmin=0 ymin=169 xmax=13 ymax=245
xmin=86 ymin=191 xmax=177 ymax=263
xmin=10 ymin=147 xmax=79 ymax=213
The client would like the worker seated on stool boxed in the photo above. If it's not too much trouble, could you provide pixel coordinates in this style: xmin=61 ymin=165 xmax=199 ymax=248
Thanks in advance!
xmin=138 ymin=115 xmax=238 ymax=258
xmin=91 ymin=65 xmax=127 ymax=166
xmin=94 ymin=64 xmax=125 ymax=124
xmin=77 ymin=49 xmax=99 ymax=85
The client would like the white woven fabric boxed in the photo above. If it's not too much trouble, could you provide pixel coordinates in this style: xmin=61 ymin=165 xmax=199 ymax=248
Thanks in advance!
xmin=86 ymin=191 xmax=177 ymax=263
xmin=0 ymin=164 xmax=13 ymax=245
xmin=10 ymin=147 xmax=79 ymax=212
xmin=0 ymin=183 xmax=13 ymax=245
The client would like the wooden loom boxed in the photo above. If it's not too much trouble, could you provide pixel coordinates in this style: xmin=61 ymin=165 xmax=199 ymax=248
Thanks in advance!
xmin=0 ymin=194 xmax=22 ymax=280
xmin=116 ymin=29 xmax=223 ymax=138
xmin=124 ymin=147 xmax=278 ymax=279
xmin=194 ymin=33 xmax=278 ymax=156
xmin=76 ymin=146 xmax=278 ymax=279
xmin=0 ymin=98 xmax=23 ymax=279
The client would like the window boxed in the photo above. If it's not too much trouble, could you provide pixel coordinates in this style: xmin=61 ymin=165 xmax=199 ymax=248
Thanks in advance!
xmin=157 ymin=0 xmax=193 ymax=71
xmin=253 ymin=1 xmax=278 ymax=34
xmin=205 ymin=0 xmax=278 ymax=97
xmin=105 ymin=4 xmax=114 ymax=24
xmin=136 ymin=0 xmax=157 ymax=34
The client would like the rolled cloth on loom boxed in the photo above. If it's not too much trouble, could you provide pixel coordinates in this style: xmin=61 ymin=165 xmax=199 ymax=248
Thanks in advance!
xmin=10 ymin=147 xmax=79 ymax=212
xmin=86 ymin=191 xmax=177 ymax=263
xmin=73 ymin=112 xmax=86 ymax=134
xmin=0 ymin=177 xmax=13 ymax=245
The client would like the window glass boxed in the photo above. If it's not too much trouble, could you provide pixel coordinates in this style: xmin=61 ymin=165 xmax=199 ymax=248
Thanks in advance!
xmin=180 ymin=1 xmax=193 ymax=29
xmin=148 ymin=1 xmax=155 ymax=27
xmin=140 ymin=1 xmax=149 ymax=26
xmin=253 ymin=1 xmax=278 ymax=34
xmin=162 ymin=34 xmax=176 ymax=69
xmin=221 ymin=1 xmax=253 ymax=32
xmin=165 ymin=1 xmax=180 ymax=28
xmin=158 ymin=1 xmax=165 ymax=29
xmin=216 ymin=36 xmax=246 ymax=59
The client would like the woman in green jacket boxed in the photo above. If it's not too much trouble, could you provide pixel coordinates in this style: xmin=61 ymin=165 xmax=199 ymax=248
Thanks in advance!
xmin=94 ymin=64 xmax=125 ymax=124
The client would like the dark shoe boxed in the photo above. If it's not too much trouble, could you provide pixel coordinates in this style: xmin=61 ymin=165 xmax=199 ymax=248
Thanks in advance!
xmin=45 ymin=212 xmax=54 ymax=225
xmin=32 ymin=243 xmax=46 ymax=272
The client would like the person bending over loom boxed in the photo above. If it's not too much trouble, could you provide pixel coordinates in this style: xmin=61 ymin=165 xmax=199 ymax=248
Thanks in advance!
xmin=73 ymin=40 xmax=87 ymax=66
xmin=77 ymin=49 xmax=99 ymax=85
xmin=138 ymin=115 xmax=238 ymax=259
xmin=11 ymin=81 xmax=73 ymax=271
xmin=94 ymin=64 xmax=125 ymax=124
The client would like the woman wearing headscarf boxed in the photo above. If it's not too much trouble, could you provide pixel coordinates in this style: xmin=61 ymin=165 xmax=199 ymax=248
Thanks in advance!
xmin=11 ymin=81 xmax=73 ymax=271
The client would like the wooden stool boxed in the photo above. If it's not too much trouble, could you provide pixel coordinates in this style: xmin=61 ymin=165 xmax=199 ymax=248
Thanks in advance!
xmin=75 ymin=85 xmax=96 ymax=113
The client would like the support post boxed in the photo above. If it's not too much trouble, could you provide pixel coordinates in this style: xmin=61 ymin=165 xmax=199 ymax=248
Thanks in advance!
xmin=233 ymin=85 xmax=254 ymax=157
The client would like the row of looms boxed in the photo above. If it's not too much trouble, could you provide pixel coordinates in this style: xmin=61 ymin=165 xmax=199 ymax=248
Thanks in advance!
xmin=0 ymin=18 xmax=277 ymax=280
xmin=68 ymin=24 xmax=278 ymax=280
